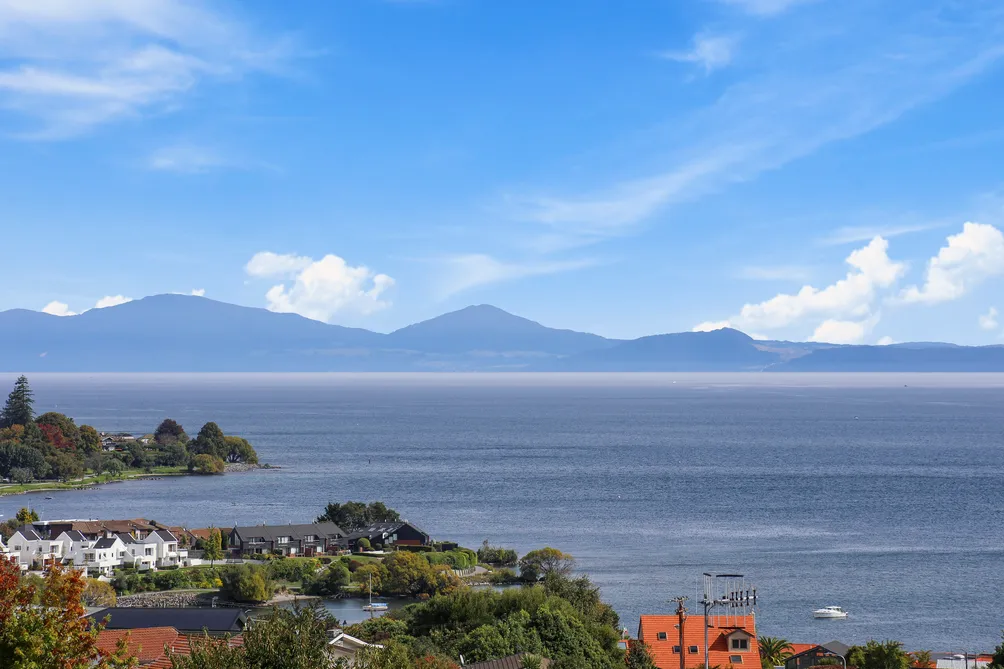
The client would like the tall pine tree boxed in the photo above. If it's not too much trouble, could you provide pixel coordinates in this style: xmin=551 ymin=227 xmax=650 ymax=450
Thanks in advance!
xmin=0 ymin=375 xmax=34 ymax=429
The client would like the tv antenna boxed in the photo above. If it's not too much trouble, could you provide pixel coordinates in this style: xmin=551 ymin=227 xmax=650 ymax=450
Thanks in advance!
xmin=700 ymin=573 xmax=758 ymax=669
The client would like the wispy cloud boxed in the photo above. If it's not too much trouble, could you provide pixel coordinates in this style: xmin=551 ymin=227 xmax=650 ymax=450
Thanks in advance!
xmin=437 ymin=254 xmax=597 ymax=298
xmin=737 ymin=265 xmax=812 ymax=281
xmin=513 ymin=2 xmax=1004 ymax=249
xmin=660 ymin=33 xmax=737 ymax=73
xmin=0 ymin=0 xmax=302 ymax=138
xmin=819 ymin=222 xmax=944 ymax=246
xmin=147 ymin=143 xmax=275 ymax=174
xmin=714 ymin=0 xmax=816 ymax=16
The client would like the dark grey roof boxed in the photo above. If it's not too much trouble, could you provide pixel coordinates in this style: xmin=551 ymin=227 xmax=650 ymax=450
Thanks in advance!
xmin=87 ymin=607 xmax=247 ymax=632
xmin=232 ymin=521 xmax=343 ymax=543
xmin=465 ymin=654 xmax=551 ymax=669
xmin=821 ymin=641 xmax=850 ymax=657
xmin=60 ymin=530 xmax=87 ymax=542
xmin=116 ymin=533 xmax=138 ymax=544
xmin=154 ymin=529 xmax=177 ymax=541
xmin=344 ymin=521 xmax=428 ymax=541
xmin=93 ymin=537 xmax=119 ymax=549
xmin=15 ymin=525 xmax=42 ymax=540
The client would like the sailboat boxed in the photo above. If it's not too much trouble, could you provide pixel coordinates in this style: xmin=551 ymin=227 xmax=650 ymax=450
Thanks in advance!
xmin=362 ymin=572 xmax=388 ymax=612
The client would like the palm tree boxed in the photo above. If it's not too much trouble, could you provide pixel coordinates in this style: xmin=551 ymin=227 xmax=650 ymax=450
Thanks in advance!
xmin=760 ymin=637 xmax=795 ymax=669
xmin=911 ymin=651 xmax=934 ymax=668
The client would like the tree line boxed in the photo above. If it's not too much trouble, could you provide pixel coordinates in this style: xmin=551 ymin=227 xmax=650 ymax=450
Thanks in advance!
xmin=0 ymin=376 xmax=257 ymax=484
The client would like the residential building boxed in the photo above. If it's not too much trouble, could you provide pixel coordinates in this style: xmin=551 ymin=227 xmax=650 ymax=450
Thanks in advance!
xmin=115 ymin=533 xmax=157 ymax=570
xmin=328 ymin=628 xmax=383 ymax=664
xmin=229 ymin=522 xmax=344 ymax=557
xmin=637 ymin=607 xmax=760 ymax=669
xmin=142 ymin=529 xmax=187 ymax=567
xmin=341 ymin=521 xmax=431 ymax=550
xmin=6 ymin=526 xmax=64 ymax=570
xmin=79 ymin=536 xmax=127 ymax=576
xmin=37 ymin=518 xmax=157 ymax=541
xmin=96 ymin=626 xmax=244 ymax=669
xmin=88 ymin=608 xmax=249 ymax=636
xmin=784 ymin=642 xmax=849 ymax=669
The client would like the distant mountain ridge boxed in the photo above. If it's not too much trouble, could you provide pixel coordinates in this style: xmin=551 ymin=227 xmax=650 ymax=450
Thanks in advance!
xmin=1 ymin=294 xmax=1000 ymax=372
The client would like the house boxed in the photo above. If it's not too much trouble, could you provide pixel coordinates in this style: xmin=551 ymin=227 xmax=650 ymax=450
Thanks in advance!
xmin=88 ymin=608 xmax=249 ymax=636
xmin=6 ymin=526 xmax=65 ymax=570
xmin=229 ymin=522 xmax=345 ymax=557
xmin=53 ymin=530 xmax=91 ymax=568
xmin=38 ymin=518 xmax=157 ymax=541
xmin=115 ymin=533 xmax=157 ymax=570
xmin=341 ymin=521 xmax=431 ymax=550
xmin=784 ymin=642 xmax=849 ymax=669
xmin=79 ymin=536 xmax=127 ymax=576
xmin=328 ymin=628 xmax=383 ymax=664
xmin=143 ymin=529 xmax=187 ymax=567
xmin=637 ymin=607 xmax=760 ymax=669
xmin=463 ymin=655 xmax=552 ymax=669
xmin=96 ymin=626 xmax=244 ymax=669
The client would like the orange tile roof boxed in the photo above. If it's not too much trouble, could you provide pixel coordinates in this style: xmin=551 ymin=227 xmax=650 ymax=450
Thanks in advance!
xmin=789 ymin=644 xmax=818 ymax=656
xmin=187 ymin=528 xmax=216 ymax=542
xmin=97 ymin=627 xmax=180 ymax=664
xmin=638 ymin=613 xmax=760 ymax=669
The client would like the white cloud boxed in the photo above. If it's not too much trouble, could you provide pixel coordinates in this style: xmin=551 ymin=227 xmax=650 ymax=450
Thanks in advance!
xmin=899 ymin=222 xmax=1004 ymax=304
xmin=693 ymin=320 xmax=732 ymax=332
xmin=42 ymin=300 xmax=76 ymax=316
xmin=979 ymin=307 xmax=999 ymax=331
xmin=819 ymin=222 xmax=943 ymax=246
xmin=437 ymin=254 xmax=596 ymax=297
xmin=247 ymin=252 xmax=394 ymax=322
xmin=0 ymin=0 xmax=299 ymax=137
xmin=93 ymin=295 xmax=133 ymax=309
xmin=660 ymin=33 xmax=736 ymax=73
xmin=877 ymin=336 xmax=895 ymax=346
xmin=148 ymin=144 xmax=226 ymax=173
xmin=190 ymin=288 xmax=205 ymax=297
xmin=715 ymin=0 xmax=815 ymax=15
xmin=809 ymin=317 xmax=876 ymax=345
xmin=738 ymin=237 xmax=905 ymax=330
xmin=245 ymin=252 xmax=314 ymax=278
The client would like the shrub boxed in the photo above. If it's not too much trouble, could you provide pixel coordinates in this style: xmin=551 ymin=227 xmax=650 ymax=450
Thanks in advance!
xmin=191 ymin=453 xmax=225 ymax=475
xmin=356 ymin=538 xmax=371 ymax=551
xmin=221 ymin=564 xmax=274 ymax=603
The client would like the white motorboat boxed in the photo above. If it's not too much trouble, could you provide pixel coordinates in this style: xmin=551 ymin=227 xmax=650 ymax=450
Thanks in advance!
xmin=813 ymin=606 xmax=848 ymax=619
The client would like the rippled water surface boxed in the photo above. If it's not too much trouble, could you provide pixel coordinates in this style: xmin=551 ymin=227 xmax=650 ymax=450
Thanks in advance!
xmin=3 ymin=373 xmax=1003 ymax=650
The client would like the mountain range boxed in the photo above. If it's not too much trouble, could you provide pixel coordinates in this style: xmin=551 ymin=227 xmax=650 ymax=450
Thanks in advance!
xmin=2 ymin=294 xmax=1003 ymax=372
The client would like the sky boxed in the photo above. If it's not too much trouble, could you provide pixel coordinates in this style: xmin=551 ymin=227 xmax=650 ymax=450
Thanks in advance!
xmin=2 ymin=0 xmax=1004 ymax=344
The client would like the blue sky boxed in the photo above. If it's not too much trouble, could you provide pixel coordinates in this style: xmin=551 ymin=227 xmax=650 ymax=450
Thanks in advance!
xmin=2 ymin=0 xmax=1004 ymax=344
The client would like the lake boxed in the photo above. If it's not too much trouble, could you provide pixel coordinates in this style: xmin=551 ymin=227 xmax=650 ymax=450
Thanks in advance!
xmin=2 ymin=373 xmax=1003 ymax=651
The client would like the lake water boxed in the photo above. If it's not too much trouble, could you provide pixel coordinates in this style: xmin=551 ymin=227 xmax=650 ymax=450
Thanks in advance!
xmin=3 ymin=373 xmax=1004 ymax=651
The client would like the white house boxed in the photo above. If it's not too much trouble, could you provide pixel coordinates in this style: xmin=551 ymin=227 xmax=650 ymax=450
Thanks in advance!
xmin=328 ymin=629 xmax=382 ymax=665
xmin=143 ymin=529 xmax=187 ymax=567
xmin=6 ymin=526 xmax=64 ymax=571
xmin=78 ymin=536 xmax=127 ymax=576
xmin=115 ymin=534 xmax=157 ymax=571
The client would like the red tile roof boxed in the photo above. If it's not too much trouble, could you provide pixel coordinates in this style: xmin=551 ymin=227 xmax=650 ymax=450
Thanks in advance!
xmin=789 ymin=644 xmax=818 ymax=656
xmin=638 ymin=613 xmax=760 ymax=669
xmin=97 ymin=627 xmax=243 ymax=667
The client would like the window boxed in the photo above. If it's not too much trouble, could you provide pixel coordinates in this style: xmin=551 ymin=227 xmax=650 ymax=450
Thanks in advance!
xmin=277 ymin=537 xmax=289 ymax=545
xmin=145 ymin=548 xmax=154 ymax=556
xmin=658 ymin=632 xmax=668 ymax=641
xmin=731 ymin=656 xmax=744 ymax=664
xmin=673 ymin=646 xmax=682 ymax=654
xmin=731 ymin=638 xmax=749 ymax=651
xmin=303 ymin=535 xmax=316 ymax=542
xmin=689 ymin=646 xmax=700 ymax=654
xmin=85 ymin=553 xmax=95 ymax=562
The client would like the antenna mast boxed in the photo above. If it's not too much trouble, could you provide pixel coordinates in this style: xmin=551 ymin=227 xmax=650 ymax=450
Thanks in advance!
xmin=700 ymin=573 xmax=758 ymax=669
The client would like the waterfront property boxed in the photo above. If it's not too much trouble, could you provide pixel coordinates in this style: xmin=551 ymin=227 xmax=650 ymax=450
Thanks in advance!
xmin=637 ymin=610 xmax=760 ymax=669
xmin=463 ymin=654 xmax=553 ymax=669
xmin=88 ymin=607 xmax=249 ymax=636
xmin=341 ymin=520 xmax=431 ymax=550
xmin=328 ymin=628 xmax=383 ymax=663
xmin=784 ymin=641 xmax=850 ymax=669
xmin=229 ymin=521 xmax=345 ymax=556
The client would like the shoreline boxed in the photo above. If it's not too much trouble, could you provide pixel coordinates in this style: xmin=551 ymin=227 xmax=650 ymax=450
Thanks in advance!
xmin=0 ymin=464 xmax=276 ymax=497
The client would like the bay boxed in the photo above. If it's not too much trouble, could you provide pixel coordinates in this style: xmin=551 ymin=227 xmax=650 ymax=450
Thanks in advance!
xmin=2 ymin=373 xmax=1003 ymax=651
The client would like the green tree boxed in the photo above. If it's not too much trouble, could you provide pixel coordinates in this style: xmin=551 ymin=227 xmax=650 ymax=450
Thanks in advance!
xmin=988 ymin=633 xmax=1004 ymax=669
xmin=189 ymin=422 xmax=227 ymax=460
xmin=0 ymin=441 xmax=49 ymax=480
xmin=46 ymin=451 xmax=84 ymax=482
xmin=223 ymin=436 xmax=258 ymax=464
xmin=158 ymin=442 xmax=189 ymax=467
xmin=81 ymin=579 xmax=117 ymax=607
xmin=105 ymin=459 xmax=125 ymax=477
xmin=848 ymin=641 xmax=910 ymax=669
xmin=626 ymin=641 xmax=658 ymax=669
xmin=353 ymin=563 xmax=387 ymax=595
xmin=203 ymin=528 xmax=225 ymax=566
xmin=910 ymin=651 xmax=933 ymax=669
xmin=220 ymin=564 xmax=273 ymax=603
xmin=759 ymin=637 xmax=794 ymax=669
xmin=0 ymin=376 xmax=34 ymax=429
xmin=154 ymin=419 xmax=188 ymax=446
xmin=16 ymin=507 xmax=39 ymax=525
xmin=191 ymin=454 xmax=225 ymax=475
xmin=519 ymin=548 xmax=575 ymax=582
xmin=316 ymin=501 xmax=400 ymax=531
xmin=78 ymin=425 xmax=101 ymax=454
xmin=305 ymin=562 xmax=351 ymax=596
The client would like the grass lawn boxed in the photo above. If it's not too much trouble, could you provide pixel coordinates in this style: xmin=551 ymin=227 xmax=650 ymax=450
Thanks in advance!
xmin=0 ymin=466 xmax=190 ymax=496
